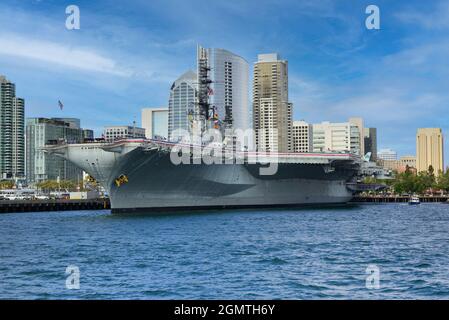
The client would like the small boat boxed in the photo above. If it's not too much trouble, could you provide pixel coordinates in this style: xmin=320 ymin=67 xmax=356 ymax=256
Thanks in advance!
xmin=408 ymin=196 xmax=420 ymax=205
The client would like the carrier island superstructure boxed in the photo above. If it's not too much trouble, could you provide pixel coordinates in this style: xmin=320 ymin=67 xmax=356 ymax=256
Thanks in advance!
xmin=44 ymin=46 xmax=363 ymax=213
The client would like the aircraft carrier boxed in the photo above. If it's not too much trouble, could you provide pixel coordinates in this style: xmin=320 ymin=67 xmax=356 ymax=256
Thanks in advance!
xmin=44 ymin=139 xmax=361 ymax=213
xmin=44 ymin=46 xmax=362 ymax=213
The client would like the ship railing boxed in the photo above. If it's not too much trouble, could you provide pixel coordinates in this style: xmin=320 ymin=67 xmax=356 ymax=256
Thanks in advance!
xmin=141 ymin=139 xmax=362 ymax=165
xmin=148 ymin=139 xmax=358 ymax=157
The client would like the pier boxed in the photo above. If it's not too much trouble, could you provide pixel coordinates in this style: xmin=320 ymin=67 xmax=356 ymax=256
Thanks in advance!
xmin=351 ymin=196 xmax=449 ymax=203
xmin=2 ymin=196 xmax=449 ymax=213
xmin=0 ymin=199 xmax=110 ymax=214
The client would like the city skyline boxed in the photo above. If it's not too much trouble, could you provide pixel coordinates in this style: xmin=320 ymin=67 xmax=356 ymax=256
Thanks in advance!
xmin=0 ymin=0 xmax=448 ymax=160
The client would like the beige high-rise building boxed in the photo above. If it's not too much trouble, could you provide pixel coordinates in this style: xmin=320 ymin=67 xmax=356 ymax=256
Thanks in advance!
xmin=252 ymin=53 xmax=292 ymax=152
xmin=379 ymin=156 xmax=417 ymax=174
xmin=416 ymin=128 xmax=444 ymax=174
xmin=399 ymin=155 xmax=416 ymax=169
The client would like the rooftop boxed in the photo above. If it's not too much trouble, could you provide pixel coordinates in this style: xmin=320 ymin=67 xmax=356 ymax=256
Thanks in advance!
xmin=257 ymin=53 xmax=281 ymax=63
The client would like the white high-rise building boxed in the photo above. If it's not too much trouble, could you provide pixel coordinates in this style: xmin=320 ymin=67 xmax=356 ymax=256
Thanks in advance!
xmin=207 ymin=48 xmax=250 ymax=132
xmin=292 ymin=120 xmax=312 ymax=153
xmin=103 ymin=125 xmax=146 ymax=142
xmin=141 ymin=107 xmax=168 ymax=140
xmin=349 ymin=117 xmax=364 ymax=156
xmin=168 ymin=70 xmax=197 ymax=141
xmin=312 ymin=121 xmax=361 ymax=155
xmin=377 ymin=148 xmax=398 ymax=161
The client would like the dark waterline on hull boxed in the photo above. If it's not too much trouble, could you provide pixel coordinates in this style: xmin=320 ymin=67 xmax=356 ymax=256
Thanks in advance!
xmin=111 ymin=202 xmax=357 ymax=215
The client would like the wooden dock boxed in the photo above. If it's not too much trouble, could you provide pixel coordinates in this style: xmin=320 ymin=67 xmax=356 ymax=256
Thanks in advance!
xmin=0 ymin=199 xmax=111 ymax=214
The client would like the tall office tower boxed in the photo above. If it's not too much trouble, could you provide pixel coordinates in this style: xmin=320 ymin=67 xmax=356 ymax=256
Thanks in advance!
xmin=206 ymin=48 xmax=250 ymax=132
xmin=364 ymin=127 xmax=377 ymax=161
xmin=416 ymin=128 xmax=444 ymax=174
xmin=349 ymin=117 xmax=365 ymax=156
xmin=26 ymin=118 xmax=86 ymax=183
xmin=168 ymin=70 xmax=197 ymax=141
xmin=377 ymin=148 xmax=397 ymax=161
xmin=312 ymin=121 xmax=361 ymax=155
xmin=292 ymin=120 xmax=313 ymax=153
xmin=253 ymin=53 xmax=292 ymax=152
xmin=142 ymin=107 xmax=169 ymax=139
xmin=0 ymin=76 xmax=25 ymax=180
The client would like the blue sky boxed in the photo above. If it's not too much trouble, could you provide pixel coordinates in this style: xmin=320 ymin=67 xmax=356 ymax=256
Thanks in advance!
xmin=0 ymin=0 xmax=448 ymax=160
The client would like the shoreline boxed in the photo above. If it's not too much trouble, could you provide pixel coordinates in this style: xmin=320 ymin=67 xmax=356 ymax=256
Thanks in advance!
xmin=2 ymin=196 xmax=449 ymax=214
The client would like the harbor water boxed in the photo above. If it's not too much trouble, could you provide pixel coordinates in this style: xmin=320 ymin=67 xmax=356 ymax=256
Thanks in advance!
xmin=1 ymin=203 xmax=449 ymax=299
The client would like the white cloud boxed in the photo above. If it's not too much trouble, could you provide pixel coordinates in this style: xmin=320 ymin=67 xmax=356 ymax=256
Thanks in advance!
xmin=327 ymin=91 xmax=442 ymax=123
xmin=0 ymin=33 xmax=132 ymax=77
xmin=382 ymin=41 xmax=449 ymax=79
xmin=395 ymin=1 xmax=449 ymax=30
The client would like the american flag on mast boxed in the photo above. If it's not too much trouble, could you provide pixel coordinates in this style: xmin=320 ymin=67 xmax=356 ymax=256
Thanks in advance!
xmin=58 ymin=100 xmax=64 ymax=110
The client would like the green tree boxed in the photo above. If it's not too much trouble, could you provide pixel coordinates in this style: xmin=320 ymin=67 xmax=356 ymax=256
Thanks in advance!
xmin=363 ymin=176 xmax=379 ymax=184
xmin=60 ymin=180 xmax=76 ymax=191
xmin=417 ymin=171 xmax=436 ymax=192
xmin=0 ymin=180 xmax=14 ymax=190
xmin=36 ymin=180 xmax=59 ymax=192
xmin=392 ymin=170 xmax=433 ymax=195
xmin=436 ymin=168 xmax=449 ymax=192
xmin=36 ymin=180 xmax=80 ymax=192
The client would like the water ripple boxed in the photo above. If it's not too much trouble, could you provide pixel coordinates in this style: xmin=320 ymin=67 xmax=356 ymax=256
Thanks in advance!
xmin=1 ymin=204 xmax=449 ymax=299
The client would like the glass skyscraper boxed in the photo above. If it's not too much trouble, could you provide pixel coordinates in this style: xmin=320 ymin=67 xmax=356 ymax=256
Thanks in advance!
xmin=168 ymin=70 xmax=197 ymax=141
xmin=168 ymin=48 xmax=249 ymax=143
xmin=26 ymin=118 xmax=86 ymax=183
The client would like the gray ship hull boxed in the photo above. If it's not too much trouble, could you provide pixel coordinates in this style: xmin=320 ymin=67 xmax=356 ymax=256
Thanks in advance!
xmin=108 ymin=147 xmax=356 ymax=213
xmin=44 ymin=141 xmax=360 ymax=213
